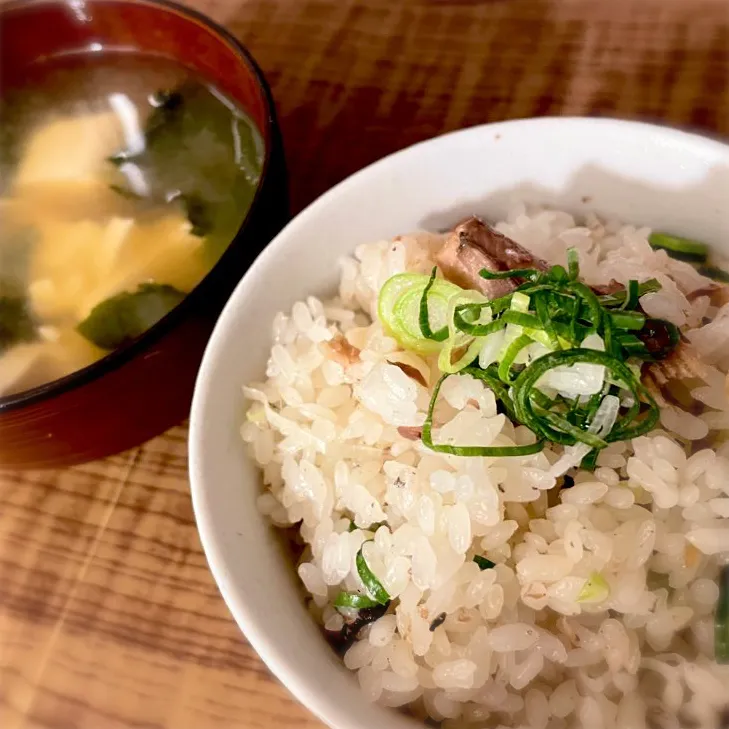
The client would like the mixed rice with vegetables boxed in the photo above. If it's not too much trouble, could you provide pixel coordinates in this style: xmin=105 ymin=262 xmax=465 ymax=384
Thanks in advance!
xmin=242 ymin=205 xmax=729 ymax=729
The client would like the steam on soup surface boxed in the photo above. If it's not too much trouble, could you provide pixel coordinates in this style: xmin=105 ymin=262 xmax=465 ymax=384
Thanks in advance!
xmin=0 ymin=53 xmax=263 ymax=398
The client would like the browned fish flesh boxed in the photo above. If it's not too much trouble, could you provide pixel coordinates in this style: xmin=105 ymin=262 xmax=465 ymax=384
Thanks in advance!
xmin=645 ymin=342 xmax=708 ymax=386
xmin=435 ymin=217 xmax=629 ymax=302
xmin=435 ymin=217 xmax=548 ymax=299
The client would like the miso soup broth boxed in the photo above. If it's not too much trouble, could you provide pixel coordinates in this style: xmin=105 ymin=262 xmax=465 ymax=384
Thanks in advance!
xmin=0 ymin=53 xmax=263 ymax=398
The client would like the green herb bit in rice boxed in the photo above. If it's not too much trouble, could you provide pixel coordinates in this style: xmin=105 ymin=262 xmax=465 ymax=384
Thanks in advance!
xmin=698 ymin=264 xmax=729 ymax=284
xmin=347 ymin=520 xmax=387 ymax=533
xmin=648 ymin=231 xmax=709 ymax=264
xmin=577 ymin=571 xmax=610 ymax=603
xmin=335 ymin=545 xmax=391 ymax=613
xmin=333 ymin=592 xmax=379 ymax=610
xmin=649 ymin=231 xmax=729 ymax=285
xmin=379 ymin=246 xmax=676 ymax=469
xmin=473 ymin=555 xmax=496 ymax=570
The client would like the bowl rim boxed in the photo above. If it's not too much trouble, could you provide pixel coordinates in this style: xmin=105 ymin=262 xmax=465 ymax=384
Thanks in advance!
xmin=0 ymin=0 xmax=280 ymax=413
xmin=189 ymin=115 xmax=729 ymax=729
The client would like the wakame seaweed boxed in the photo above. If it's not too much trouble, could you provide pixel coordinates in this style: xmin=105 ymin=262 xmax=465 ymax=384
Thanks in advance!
xmin=108 ymin=81 xmax=263 ymax=258
xmin=0 ymin=227 xmax=38 ymax=352
xmin=77 ymin=283 xmax=185 ymax=350
xmin=0 ymin=295 xmax=35 ymax=354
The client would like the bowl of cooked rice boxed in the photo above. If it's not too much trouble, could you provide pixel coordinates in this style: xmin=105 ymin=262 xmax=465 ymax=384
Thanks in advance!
xmin=189 ymin=117 xmax=729 ymax=729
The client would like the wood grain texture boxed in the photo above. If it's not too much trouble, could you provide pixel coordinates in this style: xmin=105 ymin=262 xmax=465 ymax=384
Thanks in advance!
xmin=1 ymin=0 xmax=728 ymax=727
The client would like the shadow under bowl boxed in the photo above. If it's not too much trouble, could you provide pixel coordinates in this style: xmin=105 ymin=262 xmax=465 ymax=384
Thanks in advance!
xmin=0 ymin=0 xmax=289 ymax=470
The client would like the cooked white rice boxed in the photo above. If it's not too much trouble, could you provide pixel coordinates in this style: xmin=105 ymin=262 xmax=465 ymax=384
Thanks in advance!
xmin=241 ymin=205 xmax=729 ymax=728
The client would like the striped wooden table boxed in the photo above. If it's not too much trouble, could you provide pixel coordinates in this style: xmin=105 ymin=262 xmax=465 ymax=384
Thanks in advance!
xmin=2 ymin=0 xmax=728 ymax=727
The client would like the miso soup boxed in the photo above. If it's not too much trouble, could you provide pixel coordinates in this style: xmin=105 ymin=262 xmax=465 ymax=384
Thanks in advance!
xmin=0 ymin=53 xmax=263 ymax=398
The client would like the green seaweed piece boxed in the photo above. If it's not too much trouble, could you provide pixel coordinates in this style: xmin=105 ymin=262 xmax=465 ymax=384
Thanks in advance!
xmin=77 ymin=283 xmax=185 ymax=350
xmin=108 ymin=82 xmax=263 ymax=258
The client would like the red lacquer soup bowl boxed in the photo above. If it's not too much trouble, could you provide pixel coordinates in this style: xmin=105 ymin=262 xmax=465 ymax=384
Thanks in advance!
xmin=0 ymin=0 xmax=289 ymax=469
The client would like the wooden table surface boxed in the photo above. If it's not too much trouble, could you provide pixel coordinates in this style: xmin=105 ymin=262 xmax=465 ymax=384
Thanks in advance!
xmin=2 ymin=0 xmax=729 ymax=727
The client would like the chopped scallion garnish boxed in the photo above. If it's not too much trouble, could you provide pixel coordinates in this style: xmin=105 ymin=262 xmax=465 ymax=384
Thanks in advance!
xmin=511 ymin=348 xmax=658 ymax=447
xmin=598 ymin=278 xmax=661 ymax=308
xmin=419 ymin=267 xmax=449 ymax=341
xmin=567 ymin=248 xmax=580 ymax=280
xmin=649 ymin=232 xmax=709 ymax=263
xmin=609 ymin=310 xmax=646 ymax=331
xmin=698 ymin=264 xmax=729 ymax=284
xmin=334 ymin=592 xmax=379 ymax=609
xmin=379 ymin=245 xmax=672 ymax=460
xmin=356 ymin=547 xmax=390 ymax=605
xmin=620 ymin=280 xmax=640 ymax=310
xmin=479 ymin=268 xmax=540 ymax=281
xmin=422 ymin=373 xmax=545 ymax=457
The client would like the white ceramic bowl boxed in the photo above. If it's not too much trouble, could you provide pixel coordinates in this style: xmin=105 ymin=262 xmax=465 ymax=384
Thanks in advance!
xmin=189 ymin=117 xmax=729 ymax=729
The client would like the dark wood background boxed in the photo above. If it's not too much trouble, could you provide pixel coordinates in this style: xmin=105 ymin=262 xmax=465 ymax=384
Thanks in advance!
xmin=2 ymin=0 xmax=728 ymax=727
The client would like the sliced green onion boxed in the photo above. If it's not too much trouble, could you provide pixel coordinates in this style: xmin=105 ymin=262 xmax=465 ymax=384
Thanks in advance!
xmin=567 ymin=248 xmax=580 ymax=280
xmin=378 ymin=272 xmax=461 ymax=355
xmin=334 ymin=592 xmax=380 ymax=609
xmin=549 ymin=264 xmax=568 ymax=283
xmin=501 ymin=310 xmax=542 ymax=330
xmin=356 ymin=548 xmax=390 ymax=605
xmin=567 ymin=281 xmax=603 ymax=334
xmin=479 ymin=268 xmax=540 ymax=280
xmin=620 ymin=280 xmax=640 ymax=310
xmin=584 ymin=382 xmax=611 ymax=423
xmin=497 ymin=333 xmax=533 ymax=384
xmin=552 ymin=319 xmax=589 ymax=347
xmin=378 ymin=252 xmax=668 ymax=460
xmin=568 ymin=297 xmax=581 ymax=345
xmin=577 ymin=572 xmax=610 ymax=603
xmin=438 ymin=335 xmax=483 ymax=374
xmin=473 ymin=555 xmax=496 ymax=570
xmin=580 ymin=449 xmax=599 ymax=471
xmin=530 ymin=387 xmax=556 ymax=411
xmin=599 ymin=278 xmax=661 ymax=307
xmin=349 ymin=520 xmax=387 ymax=533
xmin=437 ymin=289 xmax=490 ymax=373
xmin=649 ymin=232 xmax=709 ymax=263
xmin=419 ymin=267 xmax=449 ymax=341
xmin=534 ymin=291 xmax=560 ymax=350
xmin=394 ymin=287 xmax=452 ymax=340
xmin=609 ymin=310 xmax=646 ymax=331
xmin=511 ymin=291 xmax=531 ymax=312
xmin=536 ymin=408 xmax=608 ymax=449
xmin=601 ymin=309 xmax=617 ymax=357
xmin=617 ymin=333 xmax=650 ymax=358
xmin=716 ymin=565 xmax=728 ymax=664
xmin=698 ymin=264 xmax=729 ymax=284
xmin=512 ymin=348 xmax=659 ymax=446
xmin=422 ymin=373 xmax=544 ymax=457
xmin=453 ymin=311 xmax=506 ymax=338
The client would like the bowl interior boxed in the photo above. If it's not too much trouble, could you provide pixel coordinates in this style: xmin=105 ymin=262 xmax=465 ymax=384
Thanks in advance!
xmin=189 ymin=118 xmax=729 ymax=729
